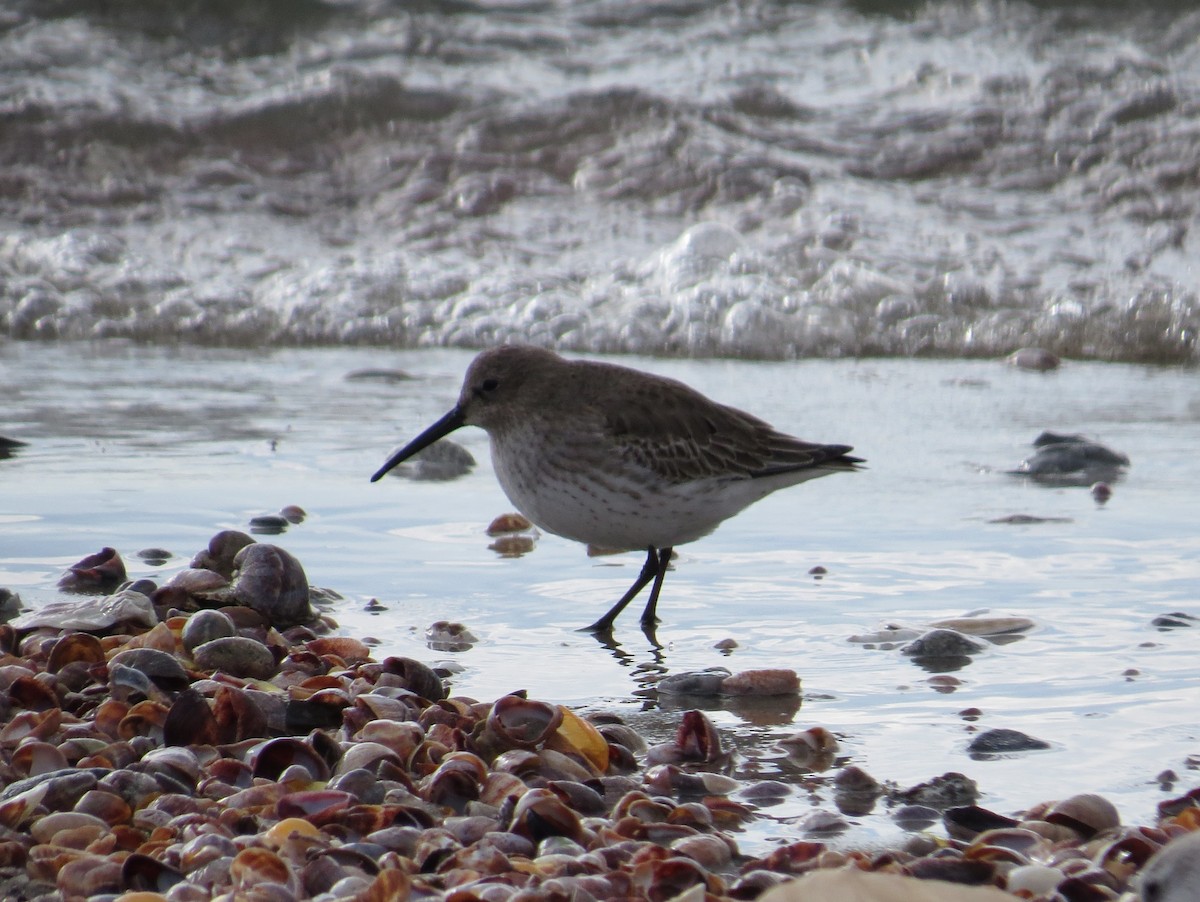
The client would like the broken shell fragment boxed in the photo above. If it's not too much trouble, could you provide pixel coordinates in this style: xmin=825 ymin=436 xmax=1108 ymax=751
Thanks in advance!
xmin=58 ymin=546 xmax=127 ymax=592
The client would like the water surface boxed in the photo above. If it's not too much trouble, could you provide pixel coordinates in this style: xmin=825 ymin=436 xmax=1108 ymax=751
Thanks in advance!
xmin=2 ymin=1 xmax=1199 ymax=360
xmin=2 ymin=343 xmax=1197 ymax=850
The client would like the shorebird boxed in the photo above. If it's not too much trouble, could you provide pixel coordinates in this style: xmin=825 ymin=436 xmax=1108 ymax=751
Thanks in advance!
xmin=1138 ymin=830 xmax=1200 ymax=902
xmin=371 ymin=346 xmax=862 ymax=634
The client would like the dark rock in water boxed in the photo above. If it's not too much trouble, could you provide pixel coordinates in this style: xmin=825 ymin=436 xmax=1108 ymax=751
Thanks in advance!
xmin=1006 ymin=348 xmax=1060 ymax=371
xmin=1029 ymin=431 xmax=1130 ymax=466
xmin=967 ymin=727 xmax=1051 ymax=758
xmin=0 ymin=436 xmax=27 ymax=461
xmin=656 ymin=668 xmax=732 ymax=696
xmin=382 ymin=439 xmax=476 ymax=481
xmin=137 ymin=548 xmax=173 ymax=565
xmin=345 ymin=368 xmax=413 ymax=384
xmin=895 ymin=772 xmax=979 ymax=809
xmin=58 ymin=546 xmax=127 ymax=592
xmin=988 ymin=513 xmax=1072 ymax=524
xmin=902 ymin=629 xmax=986 ymax=658
xmin=230 ymin=543 xmax=313 ymax=627
xmin=425 ymin=620 xmax=478 ymax=652
xmin=1152 ymin=611 xmax=1198 ymax=629
xmin=1033 ymin=430 xmax=1086 ymax=448
xmin=249 ymin=513 xmax=290 ymax=535
xmin=249 ymin=506 xmax=306 ymax=534
xmin=1014 ymin=432 xmax=1130 ymax=486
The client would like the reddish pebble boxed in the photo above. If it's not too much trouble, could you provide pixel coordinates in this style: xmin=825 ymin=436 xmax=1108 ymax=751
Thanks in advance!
xmin=720 ymin=669 xmax=800 ymax=697
xmin=486 ymin=512 xmax=533 ymax=535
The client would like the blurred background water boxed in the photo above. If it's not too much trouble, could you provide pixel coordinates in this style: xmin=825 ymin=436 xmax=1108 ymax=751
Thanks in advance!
xmin=2 ymin=0 xmax=1200 ymax=852
xmin=1 ymin=0 xmax=1198 ymax=359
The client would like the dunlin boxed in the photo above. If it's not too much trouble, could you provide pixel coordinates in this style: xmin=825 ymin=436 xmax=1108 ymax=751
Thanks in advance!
xmin=1138 ymin=830 xmax=1200 ymax=902
xmin=372 ymin=346 xmax=862 ymax=633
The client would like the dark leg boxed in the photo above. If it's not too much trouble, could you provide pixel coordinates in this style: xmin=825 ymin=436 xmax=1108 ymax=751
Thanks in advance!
xmin=581 ymin=546 xmax=662 ymax=634
xmin=639 ymin=547 xmax=674 ymax=629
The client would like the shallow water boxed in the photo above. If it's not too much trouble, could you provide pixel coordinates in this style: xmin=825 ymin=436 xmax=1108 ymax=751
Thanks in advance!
xmin=2 ymin=343 xmax=1197 ymax=851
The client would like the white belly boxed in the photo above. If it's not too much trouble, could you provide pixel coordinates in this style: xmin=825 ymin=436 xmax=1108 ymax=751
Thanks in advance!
xmin=488 ymin=430 xmax=775 ymax=551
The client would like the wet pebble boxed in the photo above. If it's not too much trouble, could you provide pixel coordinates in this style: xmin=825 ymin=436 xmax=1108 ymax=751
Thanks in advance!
xmin=192 ymin=637 xmax=278 ymax=680
xmin=345 ymin=368 xmax=412 ymax=383
xmin=248 ymin=514 xmax=290 ymax=534
xmin=181 ymin=609 xmax=238 ymax=652
xmin=231 ymin=543 xmax=313 ymax=627
xmin=1043 ymin=792 xmax=1122 ymax=838
xmin=902 ymin=628 xmax=987 ymax=658
xmin=967 ymin=727 xmax=1052 ymax=757
xmin=10 ymin=588 xmax=157 ymax=631
xmin=109 ymin=647 xmax=191 ymax=693
xmin=426 ymin=621 xmax=478 ymax=651
xmin=655 ymin=668 xmax=731 ymax=696
xmin=385 ymin=440 xmax=475 ymax=481
xmin=897 ymin=772 xmax=980 ymax=809
xmin=486 ymin=513 xmax=533 ymax=535
xmin=1015 ymin=431 xmax=1130 ymax=483
xmin=1152 ymin=611 xmax=1198 ymax=629
xmin=1006 ymin=347 xmax=1060 ymax=371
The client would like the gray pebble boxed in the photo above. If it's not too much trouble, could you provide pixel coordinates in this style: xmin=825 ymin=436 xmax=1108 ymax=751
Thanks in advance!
xmin=193 ymin=636 xmax=278 ymax=680
xmin=182 ymin=609 xmax=237 ymax=653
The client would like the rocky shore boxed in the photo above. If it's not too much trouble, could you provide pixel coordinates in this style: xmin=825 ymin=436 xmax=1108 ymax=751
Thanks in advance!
xmin=0 ymin=532 xmax=1195 ymax=902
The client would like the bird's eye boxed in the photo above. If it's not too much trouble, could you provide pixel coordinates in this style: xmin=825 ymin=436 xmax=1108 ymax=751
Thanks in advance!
xmin=479 ymin=377 xmax=499 ymax=393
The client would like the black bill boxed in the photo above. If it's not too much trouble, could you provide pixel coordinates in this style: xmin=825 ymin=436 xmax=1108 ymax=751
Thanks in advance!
xmin=370 ymin=406 xmax=466 ymax=482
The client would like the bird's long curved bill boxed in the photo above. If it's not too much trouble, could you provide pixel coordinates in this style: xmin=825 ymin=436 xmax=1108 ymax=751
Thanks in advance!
xmin=370 ymin=406 xmax=465 ymax=482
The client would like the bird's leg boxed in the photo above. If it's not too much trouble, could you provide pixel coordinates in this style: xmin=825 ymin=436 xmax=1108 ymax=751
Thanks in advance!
xmin=581 ymin=546 xmax=662 ymax=634
xmin=639 ymin=547 xmax=674 ymax=629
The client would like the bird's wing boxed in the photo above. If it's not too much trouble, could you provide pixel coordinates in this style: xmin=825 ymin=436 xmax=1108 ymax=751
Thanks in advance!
xmin=602 ymin=380 xmax=857 ymax=484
